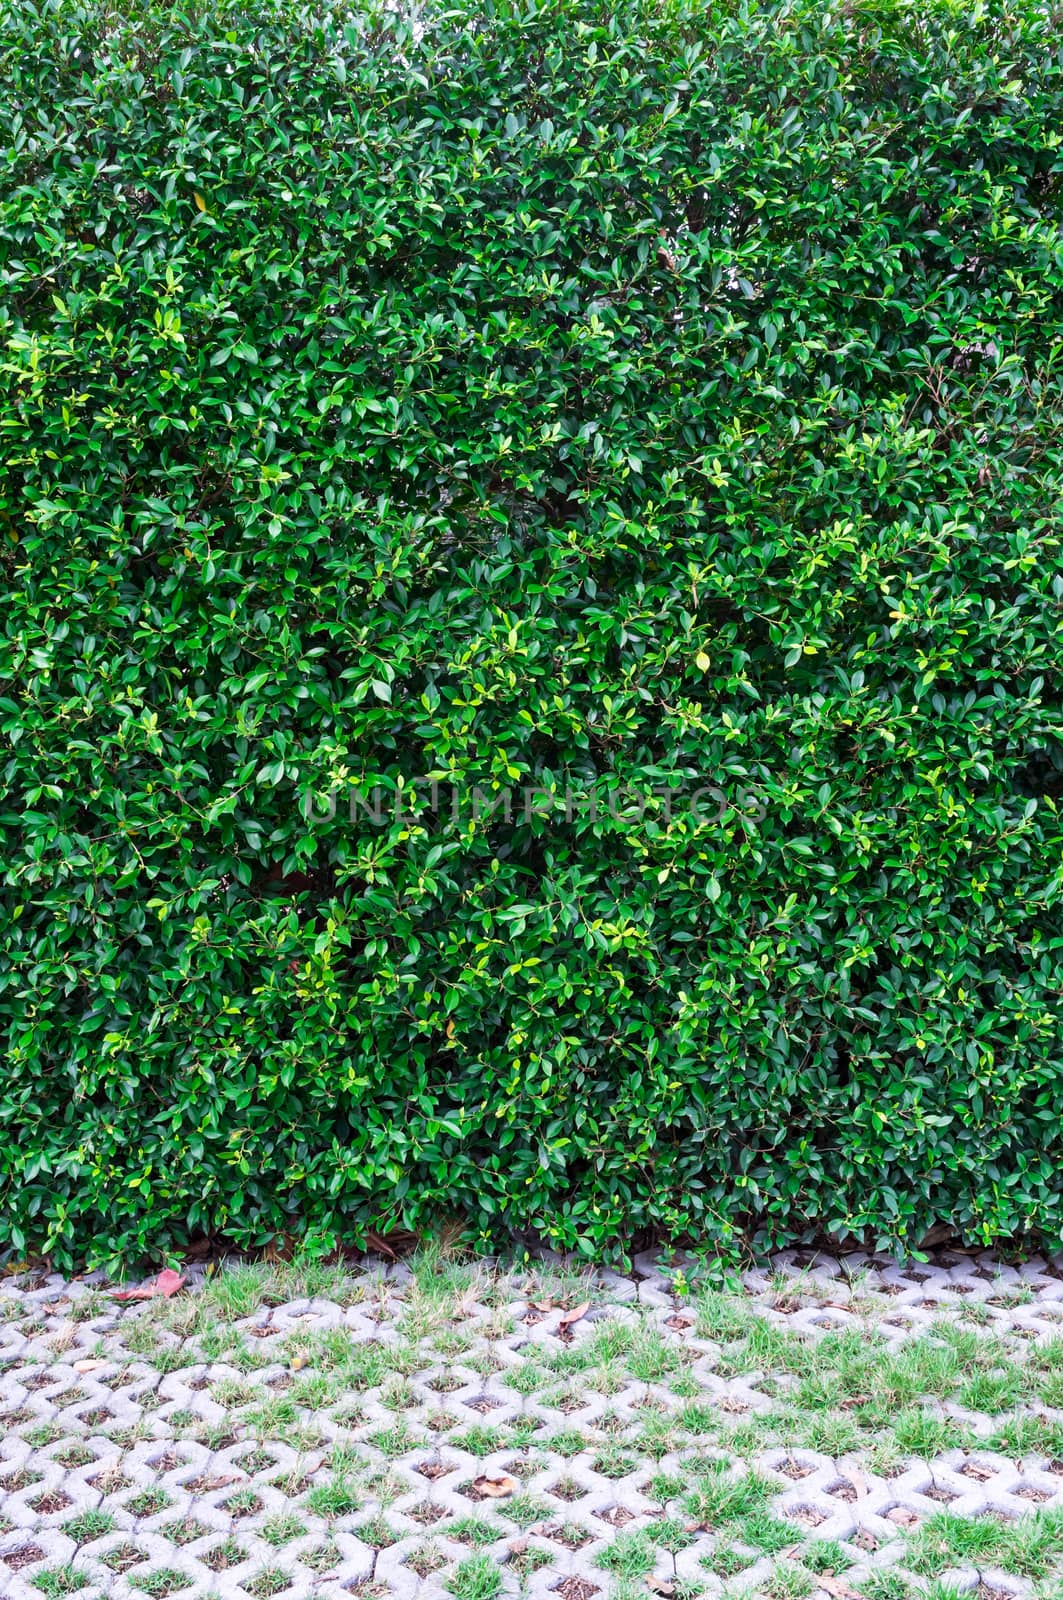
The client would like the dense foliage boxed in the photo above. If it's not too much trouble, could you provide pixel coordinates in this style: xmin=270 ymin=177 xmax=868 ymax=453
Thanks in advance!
xmin=2 ymin=0 xmax=1062 ymax=1271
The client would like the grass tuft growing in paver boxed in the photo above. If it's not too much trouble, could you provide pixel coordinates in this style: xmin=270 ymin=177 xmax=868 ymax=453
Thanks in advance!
xmin=446 ymin=1552 xmax=504 ymax=1600
xmin=30 ymin=1570 xmax=89 ymax=1597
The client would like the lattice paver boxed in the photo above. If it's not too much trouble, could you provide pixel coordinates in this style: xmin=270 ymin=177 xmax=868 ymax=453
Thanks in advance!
xmin=2 ymin=1249 xmax=1063 ymax=1599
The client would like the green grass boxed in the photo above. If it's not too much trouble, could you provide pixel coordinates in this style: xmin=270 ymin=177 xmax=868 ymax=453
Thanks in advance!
xmin=445 ymin=1552 xmax=503 ymax=1600
xmin=906 ymin=1508 xmax=1063 ymax=1579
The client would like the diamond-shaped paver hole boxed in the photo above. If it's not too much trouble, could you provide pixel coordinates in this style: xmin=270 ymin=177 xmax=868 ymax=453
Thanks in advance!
xmin=415 ymin=1459 xmax=455 ymax=1481
xmin=29 ymin=1489 xmax=74 ymax=1515
xmin=81 ymin=1406 xmax=112 ymax=1426
xmin=245 ymin=1570 xmax=292 ymax=1599
xmin=664 ymin=1315 xmax=693 ymax=1331
xmin=548 ymin=1479 xmax=585 ymax=1504
xmin=129 ymin=1489 xmax=173 ymax=1517
xmin=959 ymin=1462 xmax=995 ymax=1482
xmin=204 ymin=1539 xmax=246 ymax=1572
xmin=407 ymin=1502 xmax=447 ymax=1525
xmin=776 ymin=1459 xmax=815 ymax=1480
xmin=101 ymin=1544 xmax=147 ymax=1575
xmin=1014 ymin=1485 xmax=1052 ymax=1503
xmin=2 ymin=1545 xmax=45 ymax=1571
xmin=885 ymin=1506 xmax=921 ymax=1528
xmin=148 ymin=1451 xmax=186 ymax=1474
xmin=224 ymin=1492 xmax=263 ymax=1518
xmin=464 ymin=1396 xmax=503 ymax=1415
xmin=553 ymin=1579 xmax=600 ymax=1600
xmin=184 ymin=1473 xmax=244 ymax=1493
xmin=161 ymin=1519 xmax=212 ymax=1547
xmin=543 ymin=1523 xmax=592 ymax=1548
xmin=427 ymin=1374 xmax=464 ymax=1394
xmin=925 ymin=1487 xmax=959 ymax=1503
xmin=827 ymin=1479 xmax=860 ymax=1503
xmin=787 ymin=1505 xmax=827 ymax=1529
xmin=594 ymin=1505 xmax=635 ymax=1528
xmin=0 ymin=1468 xmax=42 ymax=1492
xmin=89 ymin=1468 xmax=130 ymax=1493
xmin=130 ymin=1568 xmax=190 ymax=1597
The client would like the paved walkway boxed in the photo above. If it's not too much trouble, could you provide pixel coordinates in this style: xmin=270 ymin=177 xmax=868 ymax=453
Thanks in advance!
xmin=2 ymin=1249 xmax=1063 ymax=1600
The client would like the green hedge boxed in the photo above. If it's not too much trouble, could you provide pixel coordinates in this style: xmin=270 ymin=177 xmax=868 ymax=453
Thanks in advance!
xmin=2 ymin=0 xmax=1063 ymax=1271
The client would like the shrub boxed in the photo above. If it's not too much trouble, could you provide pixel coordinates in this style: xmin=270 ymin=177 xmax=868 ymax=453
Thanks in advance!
xmin=1 ymin=0 xmax=1062 ymax=1269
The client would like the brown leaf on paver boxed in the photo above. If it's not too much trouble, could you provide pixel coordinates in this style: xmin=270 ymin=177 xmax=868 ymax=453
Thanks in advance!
xmin=2 ymin=1545 xmax=44 ymax=1571
xmin=646 ymin=1579 xmax=675 ymax=1596
xmin=183 ymin=1472 xmax=243 ymax=1493
xmin=664 ymin=1315 xmax=692 ymax=1330
xmin=73 ymin=1357 xmax=105 ymax=1372
xmin=415 ymin=1458 xmax=454 ymax=1481
xmin=557 ymin=1301 xmax=590 ymax=1339
xmin=815 ymin=1573 xmax=861 ymax=1598
xmin=111 ymin=1268 xmax=187 ymax=1301
xmin=885 ymin=1505 xmax=920 ymax=1527
xmin=470 ymin=1473 xmax=518 ymax=1499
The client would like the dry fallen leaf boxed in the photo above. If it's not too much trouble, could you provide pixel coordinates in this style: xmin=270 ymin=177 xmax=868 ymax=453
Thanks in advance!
xmin=111 ymin=1268 xmax=187 ymax=1302
xmin=531 ymin=1299 xmax=554 ymax=1312
xmin=472 ymin=1473 xmax=518 ymax=1499
xmin=646 ymin=1579 xmax=675 ymax=1597
xmin=815 ymin=1574 xmax=860 ymax=1599
xmin=290 ymin=1355 xmax=307 ymax=1371
xmin=73 ymin=1358 xmax=104 ymax=1373
xmin=557 ymin=1300 xmax=590 ymax=1334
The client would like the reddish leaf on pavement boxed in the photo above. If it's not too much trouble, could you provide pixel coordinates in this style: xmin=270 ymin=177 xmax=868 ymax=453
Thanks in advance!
xmin=111 ymin=1268 xmax=187 ymax=1302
